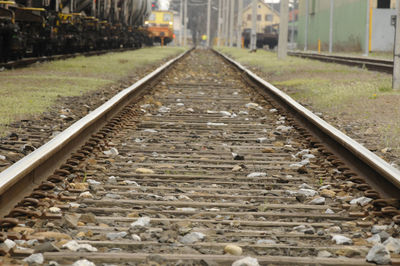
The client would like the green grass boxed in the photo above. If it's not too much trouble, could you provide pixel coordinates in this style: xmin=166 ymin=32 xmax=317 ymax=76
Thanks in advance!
xmin=0 ymin=47 xmax=185 ymax=135
xmin=217 ymin=47 xmax=400 ymax=158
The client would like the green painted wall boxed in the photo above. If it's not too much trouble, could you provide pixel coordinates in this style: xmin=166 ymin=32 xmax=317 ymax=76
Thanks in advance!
xmin=297 ymin=0 xmax=367 ymax=52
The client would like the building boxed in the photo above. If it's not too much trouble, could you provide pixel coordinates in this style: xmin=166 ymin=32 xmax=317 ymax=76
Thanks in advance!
xmin=297 ymin=0 xmax=396 ymax=52
xmin=242 ymin=0 xmax=280 ymax=34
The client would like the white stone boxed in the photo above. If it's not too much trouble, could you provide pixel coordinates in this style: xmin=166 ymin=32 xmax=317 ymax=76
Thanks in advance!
xmin=331 ymin=235 xmax=352 ymax=245
xmin=103 ymin=147 xmax=119 ymax=157
xmin=125 ymin=180 xmax=140 ymax=186
xmin=107 ymin=231 xmax=127 ymax=240
xmin=383 ymin=237 xmax=400 ymax=254
xmin=297 ymin=189 xmax=318 ymax=197
xmin=131 ymin=234 xmax=141 ymax=241
xmin=72 ymin=259 xmax=96 ymax=266
xmin=4 ymin=239 xmax=16 ymax=249
xmin=219 ymin=111 xmax=231 ymax=116
xmin=143 ymin=129 xmax=157 ymax=133
xmin=79 ymin=191 xmax=93 ymax=198
xmin=366 ymin=244 xmax=391 ymax=265
xmin=69 ymin=202 xmax=80 ymax=208
xmin=49 ymin=206 xmax=61 ymax=213
xmin=310 ymin=197 xmax=325 ymax=205
xmin=325 ymin=208 xmax=335 ymax=214
xmin=86 ymin=179 xmax=101 ymax=185
xmin=0 ymin=155 xmax=6 ymax=160
xmin=158 ymin=106 xmax=170 ymax=113
xmin=232 ymin=256 xmax=260 ymax=266
xmin=179 ymin=232 xmax=205 ymax=244
xmin=317 ymin=250 xmax=332 ymax=258
xmin=23 ymin=253 xmax=44 ymax=264
xmin=62 ymin=240 xmax=97 ymax=252
xmin=299 ymin=183 xmax=312 ymax=189
xmin=247 ymin=172 xmax=267 ymax=178
xmin=176 ymin=207 xmax=197 ymax=212
xmin=350 ymin=196 xmax=372 ymax=206
xmin=269 ymin=108 xmax=278 ymax=113
xmin=135 ymin=168 xmax=154 ymax=174
xmin=207 ymin=122 xmax=226 ymax=126
xmin=256 ymin=239 xmax=276 ymax=245
xmin=372 ymin=225 xmax=389 ymax=234
xmin=245 ymin=103 xmax=263 ymax=110
xmin=367 ymin=234 xmax=382 ymax=245
xmin=130 ymin=217 xmax=151 ymax=228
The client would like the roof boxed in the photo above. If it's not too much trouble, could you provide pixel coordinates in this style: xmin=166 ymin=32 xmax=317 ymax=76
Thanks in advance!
xmin=242 ymin=0 xmax=281 ymax=17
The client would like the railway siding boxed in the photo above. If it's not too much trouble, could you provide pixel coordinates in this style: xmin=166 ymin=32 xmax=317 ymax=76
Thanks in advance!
xmin=0 ymin=49 xmax=399 ymax=265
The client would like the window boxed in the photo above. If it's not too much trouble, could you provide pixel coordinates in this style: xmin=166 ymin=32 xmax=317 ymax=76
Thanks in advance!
xmin=163 ymin=13 xmax=172 ymax=21
xmin=265 ymin=14 xmax=273 ymax=21
xmin=257 ymin=14 xmax=261 ymax=21
xmin=148 ymin=14 xmax=156 ymax=21
xmin=377 ymin=0 xmax=390 ymax=8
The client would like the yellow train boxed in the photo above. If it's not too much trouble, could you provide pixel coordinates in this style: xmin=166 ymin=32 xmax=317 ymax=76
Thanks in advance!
xmin=145 ymin=10 xmax=174 ymax=45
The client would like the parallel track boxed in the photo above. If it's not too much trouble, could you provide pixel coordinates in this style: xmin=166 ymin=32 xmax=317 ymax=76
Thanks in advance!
xmin=0 ymin=49 xmax=399 ymax=265
xmin=0 ymin=48 xmax=136 ymax=70
xmin=288 ymin=51 xmax=393 ymax=73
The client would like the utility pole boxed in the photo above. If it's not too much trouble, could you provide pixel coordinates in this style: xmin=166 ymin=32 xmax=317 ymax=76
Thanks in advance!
xmin=180 ymin=0 xmax=183 ymax=46
xmin=224 ymin=0 xmax=229 ymax=46
xmin=329 ymin=0 xmax=334 ymax=53
xmin=363 ymin=0 xmax=370 ymax=56
xmin=278 ymin=0 xmax=289 ymax=59
xmin=393 ymin=1 xmax=400 ymax=89
xmin=237 ymin=0 xmax=243 ymax=48
xmin=290 ymin=0 xmax=295 ymax=48
xmin=229 ymin=0 xmax=235 ymax=47
xmin=183 ymin=0 xmax=187 ymax=46
xmin=217 ymin=0 xmax=222 ymax=46
xmin=250 ymin=0 xmax=257 ymax=51
xmin=206 ymin=0 xmax=211 ymax=47
xmin=304 ymin=0 xmax=309 ymax=51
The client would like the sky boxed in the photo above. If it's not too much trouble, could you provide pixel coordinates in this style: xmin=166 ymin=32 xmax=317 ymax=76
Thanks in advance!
xmin=158 ymin=0 xmax=281 ymax=11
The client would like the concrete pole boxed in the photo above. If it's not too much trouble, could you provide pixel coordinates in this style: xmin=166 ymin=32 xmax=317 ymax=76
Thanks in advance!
xmin=92 ymin=0 xmax=95 ymax=16
xmin=184 ymin=0 xmax=187 ymax=46
xmin=363 ymin=0 xmax=370 ymax=56
xmin=229 ymin=0 xmax=235 ymax=47
xmin=224 ymin=0 xmax=229 ymax=46
xmin=393 ymin=1 xmax=400 ymax=89
xmin=207 ymin=0 xmax=211 ymax=47
xmin=250 ymin=0 xmax=257 ymax=51
xmin=217 ymin=0 xmax=222 ymax=46
xmin=180 ymin=0 xmax=183 ymax=46
xmin=304 ymin=0 xmax=309 ymax=51
xmin=290 ymin=0 xmax=295 ymax=48
xmin=237 ymin=0 xmax=243 ymax=48
xmin=278 ymin=0 xmax=289 ymax=59
xmin=329 ymin=0 xmax=334 ymax=53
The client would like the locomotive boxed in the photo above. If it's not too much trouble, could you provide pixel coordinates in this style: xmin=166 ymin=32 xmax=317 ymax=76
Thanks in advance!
xmin=144 ymin=10 xmax=174 ymax=46
xmin=0 ymin=0 xmax=152 ymax=62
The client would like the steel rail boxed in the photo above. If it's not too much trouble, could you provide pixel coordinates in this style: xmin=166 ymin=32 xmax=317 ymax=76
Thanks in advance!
xmin=0 ymin=48 xmax=191 ymax=217
xmin=288 ymin=51 xmax=393 ymax=73
xmin=214 ymin=49 xmax=400 ymax=199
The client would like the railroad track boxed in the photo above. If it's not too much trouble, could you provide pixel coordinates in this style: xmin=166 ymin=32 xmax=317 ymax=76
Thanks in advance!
xmin=0 ymin=48 xmax=137 ymax=70
xmin=288 ymin=51 xmax=393 ymax=73
xmin=0 ymin=49 xmax=400 ymax=265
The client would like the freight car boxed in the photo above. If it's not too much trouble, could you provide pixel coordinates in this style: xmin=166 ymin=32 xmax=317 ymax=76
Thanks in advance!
xmin=242 ymin=26 xmax=278 ymax=50
xmin=145 ymin=10 xmax=174 ymax=46
xmin=0 ymin=0 xmax=152 ymax=62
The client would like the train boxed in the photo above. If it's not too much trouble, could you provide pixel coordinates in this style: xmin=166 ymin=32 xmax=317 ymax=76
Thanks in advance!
xmin=144 ymin=10 xmax=173 ymax=46
xmin=0 ymin=0 xmax=152 ymax=62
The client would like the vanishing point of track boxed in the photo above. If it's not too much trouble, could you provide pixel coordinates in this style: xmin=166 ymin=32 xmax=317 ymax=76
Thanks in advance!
xmin=0 ymin=49 xmax=400 ymax=265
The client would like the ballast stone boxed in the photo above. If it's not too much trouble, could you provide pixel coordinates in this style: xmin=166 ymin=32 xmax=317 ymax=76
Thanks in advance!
xmin=366 ymin=244 xmax=391 ymax=265
xmin=232 ymin=257 xmax=260 ymax=266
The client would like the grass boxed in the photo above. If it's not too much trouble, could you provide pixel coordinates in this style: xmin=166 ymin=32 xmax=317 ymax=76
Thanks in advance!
xmin=0 ymin=47 xmax=186 ymax=135
xmin=217 ymin=47 xmax=400 ymax=160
